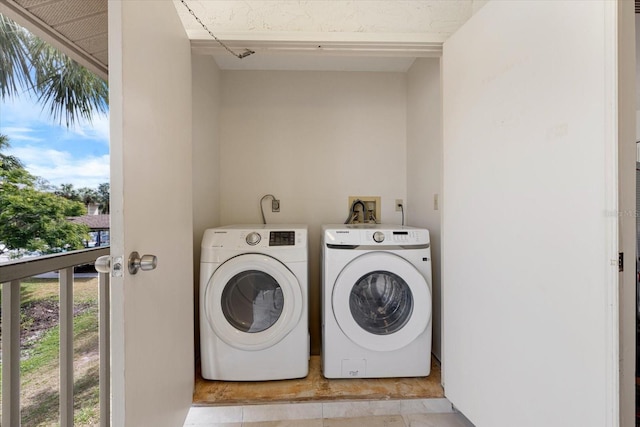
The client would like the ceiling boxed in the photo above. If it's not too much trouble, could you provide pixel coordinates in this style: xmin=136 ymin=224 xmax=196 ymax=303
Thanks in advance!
xmin=0 ymin=0 xmax=109 ymax=79
xmin=0 ymin=0 xmax=482 ymax=77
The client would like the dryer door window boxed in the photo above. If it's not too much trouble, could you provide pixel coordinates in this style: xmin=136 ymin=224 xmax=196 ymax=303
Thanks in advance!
xmin=205 ymin=254 xmax=303 ymax=351
xmin=332 ymin=252 xmax=431 ymax=352
xmin=349 ymin=271 xmax=413 ymax=335
xmin=221 ymin=270 xmax=284 ymax=333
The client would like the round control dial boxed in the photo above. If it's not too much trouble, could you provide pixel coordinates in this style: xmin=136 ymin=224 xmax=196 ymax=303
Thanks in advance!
xmin=246 ymin=232 xmax=261 ymax=246
xmin=373 ymin=231 xmax=385 ymax=243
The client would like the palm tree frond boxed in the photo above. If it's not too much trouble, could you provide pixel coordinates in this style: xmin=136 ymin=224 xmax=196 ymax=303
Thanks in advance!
xmin=0 ymin=15 xmax=32 ymax=98
xmin=29 ymin=41 xmax=108 ymax=127
xmin=1 ymin=15 xmax=109 ymax=127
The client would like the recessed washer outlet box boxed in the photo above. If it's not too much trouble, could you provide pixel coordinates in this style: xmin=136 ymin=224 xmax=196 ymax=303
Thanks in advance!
xmin=348 ymin=196 xmax=381 ymax=224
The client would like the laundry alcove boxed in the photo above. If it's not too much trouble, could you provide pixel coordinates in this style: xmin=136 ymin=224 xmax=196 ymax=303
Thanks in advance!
xmin=190 ymin=49 xmax=444 ymax=404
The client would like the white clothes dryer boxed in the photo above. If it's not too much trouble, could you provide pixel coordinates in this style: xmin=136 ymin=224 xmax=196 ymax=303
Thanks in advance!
xmin=200 ymin=225 xmax=309 ymax=381
xmin=322 ymin=224 xmax=432 ymax=378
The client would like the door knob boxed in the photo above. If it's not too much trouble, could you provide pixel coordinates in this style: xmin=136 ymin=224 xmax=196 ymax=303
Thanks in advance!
xmin=128 ymin=251 xmax=158 ymax=275
xmin=94 ymin=255 xmax=124 ymax=277
xmin=95 ymin=255 xmax=111 ymax=273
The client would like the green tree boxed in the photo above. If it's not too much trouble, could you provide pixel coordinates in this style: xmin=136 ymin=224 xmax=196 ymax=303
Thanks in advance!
xmin=77 ymin=187 xmax=98 ymax=206
xmin=56 ymin=184 xmax=109 ymax=214
xmin=0 ymin=133 xmax=24 ymax=171
xmin=0 ymin=134 xmax=33 ymax=186
xmin=55 ymin=183 xmax=80 ymax=201
xmin=0 ymin=14 xmax=108 ymax=126
xmin=0 ymin=135 xmax=89 ymax=256
xmin=96 ymin=182 xmax=110 ymax=214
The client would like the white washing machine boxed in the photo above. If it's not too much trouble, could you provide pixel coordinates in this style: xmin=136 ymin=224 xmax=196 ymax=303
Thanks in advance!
xmin=322 ymin=224 xmax=432 ymax=378
xmin=200 ymin=224 xmax=309 ymax=381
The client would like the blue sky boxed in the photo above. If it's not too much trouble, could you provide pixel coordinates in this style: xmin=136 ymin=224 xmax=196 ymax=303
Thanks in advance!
xmin=0 ymin=93 xmax=110 ymax=190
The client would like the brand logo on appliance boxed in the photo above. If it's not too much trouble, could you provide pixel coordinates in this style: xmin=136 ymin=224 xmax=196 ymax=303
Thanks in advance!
xmin=336 ymin=231 xmax=350 ymax=234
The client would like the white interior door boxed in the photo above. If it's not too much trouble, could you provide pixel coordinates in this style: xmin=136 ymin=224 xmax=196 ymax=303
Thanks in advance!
xmin=108 ymin=1 xmax=194 ymax=425
xmin=442 ymin=2 xmax=619 ymax=426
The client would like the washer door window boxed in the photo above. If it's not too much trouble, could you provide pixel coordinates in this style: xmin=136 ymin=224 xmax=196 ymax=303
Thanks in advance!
xmin=350 ymin=270 xmax=413 ymax=335
xmin=333 ymin=252 xmax=431 ymax=352
xmin=205 ymin=254 xmax=303 ymax=351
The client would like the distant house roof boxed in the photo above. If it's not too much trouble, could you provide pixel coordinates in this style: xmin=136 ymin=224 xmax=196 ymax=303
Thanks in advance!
xmin=67 ymin=214 xmax=110 ymax=231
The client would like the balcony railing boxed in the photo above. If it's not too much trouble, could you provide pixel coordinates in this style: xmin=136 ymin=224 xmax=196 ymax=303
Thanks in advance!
xmin=0 ymin=247 xmax=110 ymax=427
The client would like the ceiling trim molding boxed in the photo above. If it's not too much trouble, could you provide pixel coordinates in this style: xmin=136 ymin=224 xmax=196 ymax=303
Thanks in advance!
xmin=186 ymin=30 xmax=449 ymax=43
xmin=190 ymin=39 xmax=443 ymax=58
xmin=0 ymin=0 xmax=108 ymax=81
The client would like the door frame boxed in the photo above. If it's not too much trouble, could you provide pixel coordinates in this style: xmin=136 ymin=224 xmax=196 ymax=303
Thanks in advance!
xmin=0 ymin=0 xmax=635 ymax=424
xmin=617 ymin=1 xmax=636 ymax=426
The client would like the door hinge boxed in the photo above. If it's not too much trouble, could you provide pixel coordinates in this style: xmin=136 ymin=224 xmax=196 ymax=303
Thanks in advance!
xmin=618 ymin=252 xmax=623 ymax=272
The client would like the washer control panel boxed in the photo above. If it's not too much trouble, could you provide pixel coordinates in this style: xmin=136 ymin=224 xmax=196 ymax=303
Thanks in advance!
xmin=368 ymin=230 xmax=417 ymax=244
xmin=372 ymin=231 xmax=385 ymax=243
xmin=387 ymin=230 xmax=410 ymax=243
xmin=324 ymin=225 xmax=429 ymax=246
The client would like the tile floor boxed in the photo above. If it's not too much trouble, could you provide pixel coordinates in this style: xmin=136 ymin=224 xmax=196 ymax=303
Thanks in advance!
xmin=184 ymin=398 xmax=475 ymax=426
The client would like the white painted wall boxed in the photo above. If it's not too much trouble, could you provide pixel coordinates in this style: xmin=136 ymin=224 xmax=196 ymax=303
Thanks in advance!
xmin=406 ymin=58 xmax=443 ymax=359
xmin=192 ymin=54 xmax=222 ymax=351
xmin=218 ymin=70 xmax=407 ymax=353
xmin=192 ymin=54 xmax=221 ymax=242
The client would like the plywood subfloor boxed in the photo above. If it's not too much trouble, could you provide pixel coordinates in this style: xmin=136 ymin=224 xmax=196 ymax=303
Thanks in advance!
xmin=193 ymin=355 xmax=444 ymax=405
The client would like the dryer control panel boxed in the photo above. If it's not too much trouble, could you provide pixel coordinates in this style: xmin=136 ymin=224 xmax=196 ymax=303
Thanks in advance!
xmin=239 ymin=230 xmax=304 ymax=248
xmin=245 ymin=231 xmax=297 ymax=246
xmin=269 ymin=231 xmax=296 ymax=246
xmin=201 ymin=225 xmax=307 ymax=252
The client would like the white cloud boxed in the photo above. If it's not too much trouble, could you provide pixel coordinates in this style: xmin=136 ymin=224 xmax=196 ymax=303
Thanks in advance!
xmin=1 ymin=95 xmax=110 ymax=189
xmin=1 ymin=97 xmax=109 ymax=146
xmin=2 ymin=126 xmax=37 ymax=133
xmin=68 ymin=113 xmax=110 ymax=145
xmin=10 ymin=146 xmax=109 ymax=189
xmin=0 ymin=126 xmax=43 ymax=142
xmin=0 ymin=96 xmax=48 ymax=125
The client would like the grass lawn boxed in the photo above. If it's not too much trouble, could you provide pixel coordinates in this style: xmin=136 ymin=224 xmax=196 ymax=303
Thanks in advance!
xmin=0 ymin=276 xmax=102 ymax=426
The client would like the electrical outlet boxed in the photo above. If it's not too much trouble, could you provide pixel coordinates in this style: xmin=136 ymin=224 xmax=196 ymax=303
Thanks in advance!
xmin=348 ymin=196 xmax=381 ymax=223
xmin=434 ymin=194 xmax=439 ymax=211
xmin=272 ymin=199 xmax=280 ymax=212
xmin=395 ymin=199 xmax=403 ymax=212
